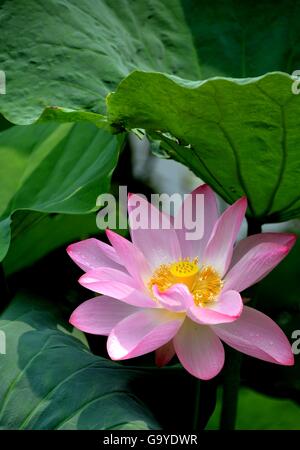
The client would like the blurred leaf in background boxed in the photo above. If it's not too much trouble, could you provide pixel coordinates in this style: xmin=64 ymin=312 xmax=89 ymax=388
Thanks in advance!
xmin=207 ymin=387 xmax=300 ymax=430
xmin=0 ymin=123 xmax=123 ymax=264
xmin=3 ymin=212 xmax=99 ymax=275
xmin=183 ymin=0 xmax=300 ymax=78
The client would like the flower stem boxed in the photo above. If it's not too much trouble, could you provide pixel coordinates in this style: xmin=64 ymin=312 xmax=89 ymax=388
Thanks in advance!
xmin=219 ymin=346 xmax=242 ymax=429
xmin=192 ymin=380 xmax=201 ymax=430
xmin=193 ymin=377 xmax=218 ymax=430
xmin=0 ymin=263 xmax=10 ymax=310
xmin=219 ymin=217 xmax=262 ymax=430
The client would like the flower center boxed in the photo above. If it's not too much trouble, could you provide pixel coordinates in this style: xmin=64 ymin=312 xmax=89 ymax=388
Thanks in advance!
xmin=149 ymin=257 xmax=223 ymax=306
xmin=169 ymin=259 xmax=199 ymax=290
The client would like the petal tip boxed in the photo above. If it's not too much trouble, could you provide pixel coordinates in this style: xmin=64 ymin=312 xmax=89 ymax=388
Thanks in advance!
xmin=69 ymin=311 xmax=77 ymax=327
xmin=193 ymin=183 xmax=214 ymax=198
xmin=283 ymin=352 xmax=295 ymax=366
xmin=66 ymin=243 xmax=74 ymax=255
xmin=105 ymin=228 xmax=112 ymax=238
xmin=198 ymin=183 xmax=209 ymax=193
xmin=107 ymin=334 xmax=124 ymax=361
xmin=280 ymin=244 xmax=293 ymax=256
xmin=239 ymin=195 xmax=248 ymax=208
xmin=287 ymin=233 xmax=297 ymax=248
xmin=78 ymin=273 xmax=88 ymax=286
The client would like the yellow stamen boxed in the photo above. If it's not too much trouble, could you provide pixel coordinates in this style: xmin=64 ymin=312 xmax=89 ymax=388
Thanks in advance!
xmin=148 ymin=257 xmax=223 ymax=306
xmin=192 ymin=266 xmax=223 ymax=306
xmin=148 ymin=264 xmax=174 ymax=293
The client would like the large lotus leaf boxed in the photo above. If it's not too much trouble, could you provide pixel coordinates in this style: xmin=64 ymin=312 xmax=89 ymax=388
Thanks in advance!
xmin=0 ymin=293 xmax=159 ymax=430
xmin=182 ymin=0 xmax=300 ymax=78
xmin=0 ymin=0 xmax=200 ymax=125
xmin=0 ymin=122 xmax=123 ymax=261
xmin=1 ymin=0 xmax=300 ymax=126
xmin=107 ymin=71 xmax=300 ymax=222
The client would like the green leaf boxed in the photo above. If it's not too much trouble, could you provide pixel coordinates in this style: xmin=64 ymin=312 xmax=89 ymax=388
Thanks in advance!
xmin=3 ymin=211 xmax=99 ymax=275
xmin=0 ymin=122 xmax=123 ymax=262
xmin=107 ymin=70 xmax=300 ymax=222
xmin=206 ymin=387 xmax=300 ymax=430
xmin=2 ymin=0 xmax=300 ymax=126
xmin=39 ymin=108 xmax=110 ymax=130
xmin=0 ymin=293 xmax=159 ymax=430
xmin=182 ymin=0 xmax=300 ymax=78
xmin=0 ymin=0 xmax=200 ymax=125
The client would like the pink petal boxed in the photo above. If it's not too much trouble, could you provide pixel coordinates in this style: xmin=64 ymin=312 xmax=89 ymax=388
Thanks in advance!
xmin=152 ymin=283 xmax=194 ymax=312
xmin=67 ymin=238 xmax=122 ymax=272
xmin=231 ymin=232 xmax=296 ymax=267
xmin=128 ymin=193 xmax=181 ymax=269
xmin=187 ymin=290 xmax=243 ymax=325
xmin=203 ymin=197 xmax=247 ymax=276
xmin=212 ymin=306 xmax=294 ymax=365
xmin=106 ymin=229 xmax=151 ymax=287
xmin=224 ymin=243 xmax=291 ymax=293
xmin=155 ymin=341 xmax=176 ymax=367
xmin=69 ymin=296 xmax=137 ymax=335
xmin=173 ymin=318 xmax=225 ymax=380
xmin=107 ymin=309 xmax=184 ymax=360
xmin=79 ymin=267 xmax=155 ymax=307
xmin=175 ymin=184 xmax=219 ymax=259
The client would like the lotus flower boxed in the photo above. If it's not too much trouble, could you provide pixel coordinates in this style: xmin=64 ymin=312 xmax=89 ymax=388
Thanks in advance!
xmin=68 ymin=185 xmax=295 ymax=380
